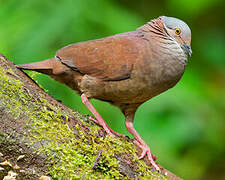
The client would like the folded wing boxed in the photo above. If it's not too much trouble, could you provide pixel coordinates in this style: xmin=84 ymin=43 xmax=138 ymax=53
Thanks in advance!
xmin=56 ymin=33 xmax=140 ymax=81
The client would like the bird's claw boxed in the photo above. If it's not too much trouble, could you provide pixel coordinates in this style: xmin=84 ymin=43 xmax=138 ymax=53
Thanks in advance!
xmin=134 ymin=140 xmax=160 ymax=172
xmin=140 ymin=145 xmax=161 ymax=172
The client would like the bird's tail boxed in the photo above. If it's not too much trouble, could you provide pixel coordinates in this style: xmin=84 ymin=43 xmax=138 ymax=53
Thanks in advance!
xmin=16 ymin=58 xmax=55 ymax=75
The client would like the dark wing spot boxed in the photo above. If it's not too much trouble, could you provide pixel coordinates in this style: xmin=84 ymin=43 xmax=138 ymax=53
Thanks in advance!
xmin=106 ymin=74 xmax=130 ymax=81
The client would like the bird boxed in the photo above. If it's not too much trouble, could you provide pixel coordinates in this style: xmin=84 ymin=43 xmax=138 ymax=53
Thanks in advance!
xmin=16 ymin=16 xmax=192 ymax=171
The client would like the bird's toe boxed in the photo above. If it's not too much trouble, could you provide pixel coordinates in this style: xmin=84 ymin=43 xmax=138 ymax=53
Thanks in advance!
xmin=135 ymin=142 xmax=160 ymax=172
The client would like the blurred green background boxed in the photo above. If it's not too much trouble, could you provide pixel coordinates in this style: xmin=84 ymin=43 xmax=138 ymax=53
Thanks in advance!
xmin=0 ymin=0 xmax=225 ymax=179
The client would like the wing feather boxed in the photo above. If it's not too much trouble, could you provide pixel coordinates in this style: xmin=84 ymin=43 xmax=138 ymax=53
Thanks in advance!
xmin=56 ymin=33 xmax=140 ymax=81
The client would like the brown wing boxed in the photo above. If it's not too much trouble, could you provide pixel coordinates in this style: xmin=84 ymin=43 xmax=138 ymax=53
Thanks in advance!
xmin=56 ymin=32 xmax=140 ymax=81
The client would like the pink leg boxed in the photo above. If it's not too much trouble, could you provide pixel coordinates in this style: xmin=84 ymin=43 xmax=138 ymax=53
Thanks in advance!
xmin=81 ymin=93 xmax=125 ymax=137
xmin=125 ymin=116 xmax=160 ymax=172
xmin=89 ymin=116 xmax=126 ymax=137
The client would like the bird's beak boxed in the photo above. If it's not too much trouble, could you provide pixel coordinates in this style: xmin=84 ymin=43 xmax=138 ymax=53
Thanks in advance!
xmin=183 ymin=43 xmax=192 ymax=57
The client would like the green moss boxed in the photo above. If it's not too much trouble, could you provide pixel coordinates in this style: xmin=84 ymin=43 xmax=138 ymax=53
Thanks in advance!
xmin=0 ymin=62 xmax=168 ymax=179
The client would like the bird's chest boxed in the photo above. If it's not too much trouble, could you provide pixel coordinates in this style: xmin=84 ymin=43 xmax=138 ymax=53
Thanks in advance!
xmin=134 ymin=52 xmax=186 ymax=99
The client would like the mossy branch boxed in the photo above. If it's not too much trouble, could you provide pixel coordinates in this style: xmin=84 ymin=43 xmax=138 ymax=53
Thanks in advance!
xmin=0 ymin=54 xmax=181 ymax=180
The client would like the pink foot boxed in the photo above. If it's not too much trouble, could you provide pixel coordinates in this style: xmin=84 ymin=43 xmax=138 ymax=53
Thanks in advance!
xmin=134 ymin=140 xmax=160 ymax=172
xmin=134 ymin=140 xmax=157 ymax=161
xmin=125 ymin=120 xmax=160 ymax=171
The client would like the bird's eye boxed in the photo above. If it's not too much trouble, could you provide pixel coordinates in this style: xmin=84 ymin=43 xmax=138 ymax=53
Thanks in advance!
xmin=175 ymin=28 xmax=181 ymax=35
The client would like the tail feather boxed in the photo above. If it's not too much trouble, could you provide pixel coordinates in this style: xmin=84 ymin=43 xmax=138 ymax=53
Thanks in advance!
xmin=16 ymin=58 xmax=55 ymax=74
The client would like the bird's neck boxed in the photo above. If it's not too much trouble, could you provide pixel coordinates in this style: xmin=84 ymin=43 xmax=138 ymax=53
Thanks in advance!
xmin=137 ymin=17 xmax=188 ymax=65
xmin=137 ymin=16 xmax=169 ymax=40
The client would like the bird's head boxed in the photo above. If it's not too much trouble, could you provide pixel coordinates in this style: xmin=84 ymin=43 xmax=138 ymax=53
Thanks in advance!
xmin=162 ymin=16 xmax=192 ymax=57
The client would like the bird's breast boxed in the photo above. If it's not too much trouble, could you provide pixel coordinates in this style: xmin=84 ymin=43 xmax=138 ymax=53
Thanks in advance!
xmin=134 ymin=42 xmax=187 ymax=99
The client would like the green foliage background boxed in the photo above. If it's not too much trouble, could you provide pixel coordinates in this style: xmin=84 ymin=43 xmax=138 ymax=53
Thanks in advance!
xmin=0 ymin=0 xmax=225 ymax=179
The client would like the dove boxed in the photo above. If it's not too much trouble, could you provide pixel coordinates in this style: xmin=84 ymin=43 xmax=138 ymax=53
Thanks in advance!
xmin=16 ymin=16 xmax=192 ymax=171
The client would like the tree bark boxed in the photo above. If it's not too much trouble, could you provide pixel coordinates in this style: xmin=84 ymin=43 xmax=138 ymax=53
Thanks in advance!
xmin=0 ymin=54 xmax=181 ymax=180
